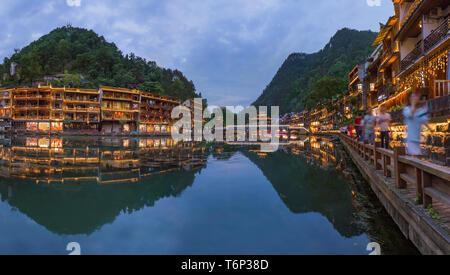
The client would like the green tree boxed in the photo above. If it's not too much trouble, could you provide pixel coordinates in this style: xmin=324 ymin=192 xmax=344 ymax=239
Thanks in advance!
xmin=0 ymin=26 xmax=201 ymax=101
xmin=56 ymin=39 xmax=71 ymax=71
xmin=304 ymin=77 xmax=346 ymax=110
xmin=19 ymin=51 xmax=42 ymax=83
xmin=137 ymin=81 xmax=165 ymax=95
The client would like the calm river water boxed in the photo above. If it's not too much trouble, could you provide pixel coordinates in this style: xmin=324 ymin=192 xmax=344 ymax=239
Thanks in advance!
xmin=0 ymin=135 xmax=418 ymax=255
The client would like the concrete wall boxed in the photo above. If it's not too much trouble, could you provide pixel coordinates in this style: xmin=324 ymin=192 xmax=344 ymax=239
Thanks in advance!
xmin=423 ymin=15 xmax=442 ymax=38
xmin=400 ymin=36 xmax=420 ymax=60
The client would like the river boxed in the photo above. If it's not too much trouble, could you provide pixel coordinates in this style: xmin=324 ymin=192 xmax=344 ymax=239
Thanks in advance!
xmin=0 ymin=135 xmax=418 ymax=254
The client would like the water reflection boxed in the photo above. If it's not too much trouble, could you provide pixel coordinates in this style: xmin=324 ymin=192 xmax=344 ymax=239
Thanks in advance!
xmin=244 ymin=136 xmax=418 ymax=254
xmin=0 ymin=136 xmax=207 ymax=184
xmin=0 ymin=135 xmax=418 ymax=254
xmin=244 ymin=145 xmax=362 ymax=238
xmin=0 ymin=136 xmax=208 ymax=235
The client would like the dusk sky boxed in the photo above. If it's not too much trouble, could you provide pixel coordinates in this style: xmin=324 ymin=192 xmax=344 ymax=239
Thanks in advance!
xmin=0 ymin=0 xmax=393 ymax=107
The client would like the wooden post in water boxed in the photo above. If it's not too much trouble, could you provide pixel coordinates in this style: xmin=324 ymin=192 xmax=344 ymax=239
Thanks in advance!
xmin=394 ymin=147 xmax=406 ymax=189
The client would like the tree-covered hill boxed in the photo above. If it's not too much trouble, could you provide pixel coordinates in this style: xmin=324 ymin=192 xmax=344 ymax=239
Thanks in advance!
xmin=253 ymin=28 xmax=377 ymax=114
xmin=0 ymin=25 xmax=200 ymax=102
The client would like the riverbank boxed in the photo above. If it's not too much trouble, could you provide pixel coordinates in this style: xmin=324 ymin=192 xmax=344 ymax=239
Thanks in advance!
xmin=339 ymin=134 xmax=450 ymax=255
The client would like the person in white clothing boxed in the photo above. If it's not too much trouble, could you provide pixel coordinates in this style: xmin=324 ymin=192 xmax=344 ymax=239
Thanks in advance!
xmin=402 ymin=91 xmax=432 ymax=156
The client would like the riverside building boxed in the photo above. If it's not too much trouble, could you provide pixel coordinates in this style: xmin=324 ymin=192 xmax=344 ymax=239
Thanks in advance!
xmin=0 ymin=85 xmax=181 ymax=135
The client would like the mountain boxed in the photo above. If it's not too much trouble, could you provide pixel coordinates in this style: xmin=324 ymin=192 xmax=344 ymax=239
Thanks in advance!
xmin=0 ymin=25 xmax=200 ymax=102
xmin=253 ymin=28 xmax=378 ymax=114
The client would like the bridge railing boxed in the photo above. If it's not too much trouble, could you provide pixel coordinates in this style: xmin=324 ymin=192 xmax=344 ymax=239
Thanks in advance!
xmin=340 ymin=133 xmax=450 ymax=210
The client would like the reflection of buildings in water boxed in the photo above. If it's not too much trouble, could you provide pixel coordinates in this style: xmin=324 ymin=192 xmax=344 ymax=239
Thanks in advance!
xmin=0 ymin=137 xmax=207 ymax=184
xmin=270 ymin=137 xmax=418 ymax=254
xmin=0 ymin=169 xmax=200 ymax=235
xmin=0 ymin=136 xmax=209 ymax=235
xmin=282 ymin=137 xmax=339 ymax=169
xmin=242 ymin=149 xmax=363 ymax=238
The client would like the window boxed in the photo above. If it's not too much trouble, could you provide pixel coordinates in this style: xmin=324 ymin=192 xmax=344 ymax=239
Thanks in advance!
xmin=26 ymin=122 xmax=37 ymax=131
xmin=147 ymin=139 xmax=154 ymax=147
xmin=51 ymin=122 xmax=63 ymax=132
xmin=123 ymin=124 xmax=130 ymax=132
xmin=139 ymin=139 xmax=146 ymax=148
xmin=38 ymin=122 xmax=50 ymax=132
xmin=26 ymin=137 xmax=38 ymax=147
xmin=38 ymin=138 xmax=50 ymax=148
xmin=140 ymin=124 xmax=147 ymax=132
xmin=51 ymin=138 xmax=63 ymax=148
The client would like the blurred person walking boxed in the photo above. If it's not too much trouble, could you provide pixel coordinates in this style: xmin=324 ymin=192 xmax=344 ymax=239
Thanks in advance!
xmin=377 ymin=105 xmax=391 ymax=149
xmin=363 ymin=109 xmax=376 ymax=144
xmin=348 ymin=124 xmax=354 ymax=137
xmin=403 ymin=90 xmax=432 ymax=156
xmin=354 ymin=114 xmax=363 ymax=142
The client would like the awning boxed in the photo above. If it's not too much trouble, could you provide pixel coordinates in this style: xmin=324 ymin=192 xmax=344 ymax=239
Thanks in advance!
xmin=372 ymin=26 xmax=392 ymax=47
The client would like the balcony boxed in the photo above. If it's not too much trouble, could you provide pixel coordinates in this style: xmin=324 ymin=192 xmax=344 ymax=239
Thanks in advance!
xmin=13 ymin=105 xmax=51 ymax=111
xmin=102 ymin=93 xmax=140 ymax=102
xmin=64 ymin=98 xmax=99 ymax=104
xmin=400 ymin=15 xmax=449 ymax=72
xmin=428 ymin=94 xmax=449 ymax=118
xmin=101 ymin=113 xmax=134 ymax=121
xmin=424 ymin=15 xmax=449 ymax=52
xmin=434 ymin=80 xmax=449 ymax=97
xmin=64 ymin=107 xmax=101 ymax=113
xmin=13 ymin=116 xmax=51 ymax=121
xmin=13 ymin=95 xmax=51 ymax=101
xmin=102 ymin=108 xmax=140 ymax=113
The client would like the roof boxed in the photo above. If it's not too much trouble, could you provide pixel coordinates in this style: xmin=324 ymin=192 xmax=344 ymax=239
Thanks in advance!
xmin=65 ymin=88 xmax=100 ymax=94
xmin=99 ymin=86 xmax=140 ymax=94
xmin=140 ymin=92 xmax=179 ymax=103
xmin=372 ymin=25 xmax=393 ymax=47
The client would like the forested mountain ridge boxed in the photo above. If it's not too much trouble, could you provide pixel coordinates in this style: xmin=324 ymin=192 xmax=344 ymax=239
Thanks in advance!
xmin=0 ymin=25 xmax=201 ymax=102
xmin=253 ymin=28 xmax=378 ymax=114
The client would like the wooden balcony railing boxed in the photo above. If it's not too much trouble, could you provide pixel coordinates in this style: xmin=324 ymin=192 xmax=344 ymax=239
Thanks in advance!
xmin=13 ymin=116 xmax=51 ymax=121
xmin=428 ymin=94 xmax=449 ymax=119
xmin=424 ymin=15 xmax=449 ymax=53
xmin=400 ymin=40 xmax=423 ymax=71
xmin=13 ymin=106 xmax=51 ymax=111
xmin=102 ymin=108 xmax=140 ymax=113
xmin=102 ymin=96 xmax=140 ymax=102
xmin=434 ymin=80 xmax=450 ymax=98
xmin=340 ymin=133 xmax=450 ymax=211
xmin=400 ymin=16 xmax=449 ymax=72
xmin=63 ymin=107 xmax=101 ymax=113
xmin=64 ymin=98 xmax=100 ymax=104
xmin=13 ymin=95 xmax=51 ymax=100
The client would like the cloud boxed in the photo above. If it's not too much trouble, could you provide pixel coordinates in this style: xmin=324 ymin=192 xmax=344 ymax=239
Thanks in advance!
xmin=66 ymin=0 xmax=81 ymax=7
xmin=0 ymin=0 xmax=394 ymax=107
